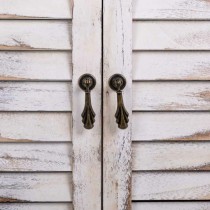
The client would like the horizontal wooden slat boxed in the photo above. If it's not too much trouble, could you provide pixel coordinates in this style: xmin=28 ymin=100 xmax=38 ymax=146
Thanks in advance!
xmin=133 ymin=142 xmax=210 ymax=170
xmin=0 ymin=21 xmax=71 ymax=50
xmin=132 ymin=172 xmax=210 ymax=200
xmin=133 ymin=112 xmax=210 ymax=141
xmin=0 ymin=0 xmax=72 ymax=19
xmin=0 ymin=82 xmax=71 ymax=111
xmin=133 ymin=0 xmax=210 ymax=20
xmin=0 ymin=113 xmax=71 ymax=142
xmin=133 ymin=52 xmax=210 ymax=80
xmin=0 ymin=173 xmax=72 ymax=202
xmin=0 ymin=52 xmax=71 ymax=81
xmin=0 ymin=143 xmax=71 ymax=171
xmin=133 ymin=21 xmax=210 ymax=50
xmin=0 ymin=204 xmax=73 ymax=210
xmin=133 ymin=82 xmax=210 ymax=111
xmin=133 ymin=202 xmax=210 ymax=210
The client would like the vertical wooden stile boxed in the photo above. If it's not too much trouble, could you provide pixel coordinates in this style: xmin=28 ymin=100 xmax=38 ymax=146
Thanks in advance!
xmin=103 ymin=0 xmax=133 ymax=209
xmin=72 ymin=0 xmax=102 ymax=209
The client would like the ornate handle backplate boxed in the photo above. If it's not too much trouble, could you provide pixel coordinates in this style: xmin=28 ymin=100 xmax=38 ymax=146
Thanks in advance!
xmin=109 ymin=74 xmax=129 ymax=129
xmin=79 ymin=74 xmax=96 ymax=129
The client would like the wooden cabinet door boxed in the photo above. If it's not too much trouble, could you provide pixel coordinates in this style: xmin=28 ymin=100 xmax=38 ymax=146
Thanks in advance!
xmin=103 ymin=0 xmax=210 ymax=209
xmin=0 ymin=0 xmax=102 ymax=210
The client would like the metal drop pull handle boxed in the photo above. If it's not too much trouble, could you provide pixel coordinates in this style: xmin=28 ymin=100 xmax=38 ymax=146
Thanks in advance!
xmin=79 ymin=74 xmax=96 ymax=129
xmin=109 ymin=74 xmax=129 ymax=129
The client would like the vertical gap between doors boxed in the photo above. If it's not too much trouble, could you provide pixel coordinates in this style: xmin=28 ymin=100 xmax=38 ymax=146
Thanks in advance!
xmin=101 ymin=0 xmax=104 ymax=209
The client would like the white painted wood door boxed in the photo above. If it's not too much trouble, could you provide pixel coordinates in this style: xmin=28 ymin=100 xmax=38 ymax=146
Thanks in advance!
xmin=0 ymin=0 xmax=101 ymax=209
xmin=1 ymin=0 xmax=210 ymax=210
xmin=103 ymin=0 xmax=210 ymax=209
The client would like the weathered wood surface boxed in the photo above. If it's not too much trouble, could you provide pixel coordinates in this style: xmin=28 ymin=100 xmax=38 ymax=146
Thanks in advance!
xmin=0 ymin=173 xmax=72 ymax=202
xmin=0 ymin=143 xmax=71 ymax=171
xmin=72 ymin=0 xmax=102 ymax=209
xmin=0 ymin=52 xmax=71 ymax=81
xmin=103 ymin=0 xmax=132 ymax=209
xmin=0 ymin=21 xmax=71 ymax=50
xmin=132 ymin=172 xmax=210 ymax=200
xmin=133 ymin=142 xmax=210 ymax=170
xmin=133 ymin=21 xmax=210 ymax=50
xmin=133 ymin=82 xmax=210 ymax=111
xmin=0 ymin=82 xmax=71 ymax=111
xmin=0 ymin=204 xmax=73 ymax=210
xmin=133 ymin=52 xmax=210 ymax=80
xmin=133 ymin=202 xmax=210 ymax=210
xmin=0 ymin=113 xmax=71 ymax=142
xmin=0 ymin=0 xmax=72 ymax=19
xmin=133 ymin=0 xmax=210 ymax=19
xmin=133 ymin=112 xmax=210 ymax=141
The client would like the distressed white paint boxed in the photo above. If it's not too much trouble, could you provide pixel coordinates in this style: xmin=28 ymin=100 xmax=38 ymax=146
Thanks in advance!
xmin=133 ymin=202 xmax=210 ymax=210
xmin=0 ymin=173 xmax=72 ymax=202
xmin=72 ymin=0 xmax=102 ymax=209
xmin=0 ymin=204 xmax=73 ymax=210
xmin=133 ymin=142 xmax=210 ymax=170
xmin=133 ymin=0 xmax=210 ymax=19
xmin=0 ymin=0 xmax=72 ymax=19
xmin=132 ymin=172 xmax=210 ymax=200
xmin=0 ymin=21 xmax=71 ymax=50
xmin=133 ymin=52 xmax=210 ymax=80
xmin=133 ymin=112 xmax=210 ymax=141
xmin=0 ymin=52 xmax=71 ymax=80
xmin=0 ymin=113 xmax=71 ymax=142
xmin=133 ymin=82 xmax=210 ymax=110
xmin=103 ymin=0 xmax=132 ymax=209
xmin=133 ymin=21 xmax=210 ymax=50
xmin=0 ymin=143 xmax=71 ymax=171
xmin=0 ymin=82 xmax=71 ymax=111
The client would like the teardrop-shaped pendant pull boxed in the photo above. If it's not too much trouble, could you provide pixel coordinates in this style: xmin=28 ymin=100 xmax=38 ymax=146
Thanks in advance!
xmin=109 ymin=74 xmax=129 ymax=129
xmin=79 ymin=74 xmax=96 ymax=129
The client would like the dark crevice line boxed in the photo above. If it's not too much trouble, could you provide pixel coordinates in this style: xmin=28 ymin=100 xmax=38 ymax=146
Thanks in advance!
xmin=132 ymin=170 xmax=210 ymax=173
xmin=0 ymin=111 xmax=72 ymax=113
xmin=101 ymin=0 xmax=104 ymax=209
xmin=0 ymin=171 xmax=72 ymax=173
xmin=132 ymin=110 xmax=210 ymax=113
xmin=132 ymin=19 xmax=210 ymax=21
xmin=133 ymin=49 xmax=210 ymax=52
xmin=132 ymin=80 xmax=210 ymax=82
xmin=0 ymin=80 xmax=72 ymax=82
xmin=132 ymin=140 xmax=210 ymax=143
xmin=132 ymin=200 xmax=210 ymax=202
xmin=0 ymin=18 xmax=72 ymax=21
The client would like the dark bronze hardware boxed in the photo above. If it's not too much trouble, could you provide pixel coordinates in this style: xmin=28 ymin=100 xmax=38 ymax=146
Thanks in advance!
xmin=109 ymin=74 xmax=129 ymax=129
xmin=79 ymin=74 xmax=96 ymax=129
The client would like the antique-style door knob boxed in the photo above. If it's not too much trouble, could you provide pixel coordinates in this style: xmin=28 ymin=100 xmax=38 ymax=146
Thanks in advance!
xmin=78 ymin=74 xmax=96 ymax=129
xmin=109 ymin=74 xmax=129 ymax=129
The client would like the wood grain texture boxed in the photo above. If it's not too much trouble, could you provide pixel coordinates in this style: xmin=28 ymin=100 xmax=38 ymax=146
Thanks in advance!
xmin=133 ymin=21 xmax=210 ymax=50
xmin=133 ymin=0 xmax=210 ymax=19
xmin=0 ymin=173 xmax=72 ymax=202
xmin=0 ymin=21 xmax=71 ymax=50
xmin=0 ymin=113 xmax=71 ymax=142
xmin=133 ymin=82 xmax=210 ymax=111
xmin=132 ymin=172 xmax=210 ymax=200
xmin=103 ymin=0 xmax=132 ymax=209
xmin=133 ymin=142 xmax=210 ymax=170
xmin=133 ymin=52 xmax=210 ymax=80
xmin=133 ymin=112 xmax=210 ymax=141
xmin=0 ymin=82 xmax=71 ymax=111
xmin=72 ymin=0 xmax=102 ymax=209
xmin=0 ymin=143 xmax=71 ymax=171
xmin=0 ymin=52 xmax=72 ymax=81
xmin=133 ymin=202 xmax=210 ymax=210
xmin=0 ymin=0 xmax=72 ymax=19
xmin=0 ymin=204 xmax=73 ymax=210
